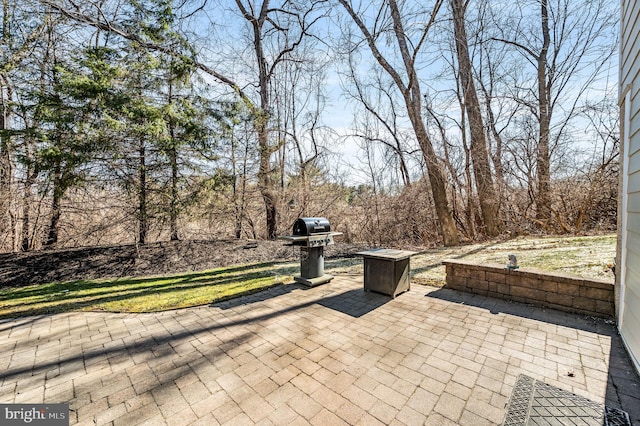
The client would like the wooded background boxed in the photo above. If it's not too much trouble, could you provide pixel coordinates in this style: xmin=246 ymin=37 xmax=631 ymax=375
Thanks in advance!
xmin=0 ymin=0 xmax=619 ymax=252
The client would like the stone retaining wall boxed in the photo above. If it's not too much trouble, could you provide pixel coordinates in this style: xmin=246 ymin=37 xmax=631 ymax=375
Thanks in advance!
xmin=442 ymin=259 xmax=615 ymax=318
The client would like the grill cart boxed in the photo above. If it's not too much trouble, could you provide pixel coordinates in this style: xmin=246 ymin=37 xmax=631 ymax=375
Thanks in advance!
xmin=280 ymin=217 xmax=342 ymax=287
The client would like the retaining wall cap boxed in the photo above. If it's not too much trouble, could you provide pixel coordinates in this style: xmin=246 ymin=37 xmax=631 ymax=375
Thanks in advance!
xmin=442 ymin=259 xmax=613 ymax=287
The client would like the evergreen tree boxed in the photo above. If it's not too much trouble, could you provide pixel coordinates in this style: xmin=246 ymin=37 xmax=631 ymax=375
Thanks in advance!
xmin=29 ymin=47 xmax=128 ymax=246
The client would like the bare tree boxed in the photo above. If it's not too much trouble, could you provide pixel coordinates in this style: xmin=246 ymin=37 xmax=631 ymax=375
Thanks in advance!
xmin=1 ymin=0 xmax=52 ymax=250
xmin=425 ymin=95 xmax=478 ymax=240
xmin=231 ymin=122 xmax=255 ymax=239
xmin=562 ymin=94 xmax=619 ymax=231
xmin=475 ymin=21 xmax=520 ymax=205
xmin=271 ymin=41 xmax=332 ymax=222
xmin=449 ymin=0 xmax=500 ymax=237
xmin=221 ymin=0 xmax=329 ymax=239
xmin=342 ymin=54 xmax=414 ymax=187
xmin=338 ymin=0 xmax=460 ymax=246
xmin=0 ymin=75 xmax=15 ymax=250
xmin=492 ymin=0 xmax=617 ymax=228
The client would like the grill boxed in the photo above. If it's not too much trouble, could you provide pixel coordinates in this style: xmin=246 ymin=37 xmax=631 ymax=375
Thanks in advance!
xmin=280 ymin=217 xmax=342 ymax=286
xmin=287 ymin=218 xmax=336 ymax=247
xmin=292 ymin=217 xmax=331 ymax=236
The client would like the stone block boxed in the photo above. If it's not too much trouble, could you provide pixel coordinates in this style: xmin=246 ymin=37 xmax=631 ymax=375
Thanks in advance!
xmin=510 ymin=295 xmax=527 ymax=304
xmin=486 ymin=271 xmax=507 ymax=284
xmin=582 ymin=278 xmax=614 ymax=289
xmin=488 ymin=291 xmax=505 ymax=300
xmin=467 ymin=278 xmax=489 ymax=291
xmin=497 ymin=283 xmax=510 ymax=295
xmin=539 ymin=280 xmax=558 ymax=292
xmin=580 ymin=286 xmax=614 ymax=301
xmin=510 ymin=275 xmax=540 ymax=289
xmin=595 ymin=300 xmax=614 ymax=317
xmin=546 ymin=292 xmax=573 ymax=307
xmin=488 ymin=282 xmax=498 ymax=293
xmin=446 ymin=277 xmax=466 ymax=290
xmin=557 ymin=282 xmax=581 ymax=296
xmin=573 ymin=297 xmax=597 ymax=312
xmin=468 ymin=269 xmax=486 ymax=281
xmin=547 ymin=303 xmax=571 ymax=313
xmin=445 ymin=264 xmax=455 ymax=277
xmin=510 ymin=286 xmax=545 ymax=302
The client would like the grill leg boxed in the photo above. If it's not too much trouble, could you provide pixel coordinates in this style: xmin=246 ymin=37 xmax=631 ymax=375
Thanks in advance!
xmin=295 ymin=246 xmax=334 ymax=286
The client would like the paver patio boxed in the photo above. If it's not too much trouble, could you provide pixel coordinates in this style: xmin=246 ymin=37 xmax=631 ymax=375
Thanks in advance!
xmin=1 ymin=275 xmax=639 ymax=425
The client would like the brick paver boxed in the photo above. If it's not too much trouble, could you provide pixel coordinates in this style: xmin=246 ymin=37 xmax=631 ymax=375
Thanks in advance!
xmin=1 ymin=275 xmax=639 ymax=425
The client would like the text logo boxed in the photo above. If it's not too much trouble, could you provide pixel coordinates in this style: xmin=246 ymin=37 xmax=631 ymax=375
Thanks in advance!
xmin=0 ymin=404 xmax=69 ymax=426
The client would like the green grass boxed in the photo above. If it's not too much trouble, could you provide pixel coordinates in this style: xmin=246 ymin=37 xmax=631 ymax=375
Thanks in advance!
xmin=0 ymin=261 xmax=297 ymax=319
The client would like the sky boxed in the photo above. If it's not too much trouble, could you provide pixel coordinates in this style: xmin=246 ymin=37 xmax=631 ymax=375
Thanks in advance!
xmin=190 ymin=0 xmax=620 ymax=187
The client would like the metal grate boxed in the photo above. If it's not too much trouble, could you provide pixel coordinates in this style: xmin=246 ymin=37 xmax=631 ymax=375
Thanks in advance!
xmin=606 ymin=406 xmax=634 ymax=426
xmin=503 ymin=374 xmax=631 ymax=426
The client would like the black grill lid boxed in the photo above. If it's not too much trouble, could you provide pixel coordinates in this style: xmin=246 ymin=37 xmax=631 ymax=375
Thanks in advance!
xmin=292 ymin=217 xmax=331 ymax=236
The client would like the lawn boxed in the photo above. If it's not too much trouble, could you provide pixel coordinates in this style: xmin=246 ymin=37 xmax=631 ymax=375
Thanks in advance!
xmin=0 ymin=261 xmax=297 ymax=319
xmin=0 ymin=234 xmax=617 ymax=318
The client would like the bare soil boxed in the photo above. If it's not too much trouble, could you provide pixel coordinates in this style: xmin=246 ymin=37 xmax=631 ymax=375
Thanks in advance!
xmin=0 ymin=239 xmax=369 ymax=288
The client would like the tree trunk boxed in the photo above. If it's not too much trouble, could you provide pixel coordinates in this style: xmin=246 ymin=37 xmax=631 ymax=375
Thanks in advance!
xmin=231 ymin=130 xmax=250 ymax=239
xmin=138 ymin=137 xmax=148 ymax=244
xmin=258 ymin=124 xmax=278 ymax=239
xmin=167 ymin=79 xmax=179 ymax=241
xmin=460 ymin=110 xmax=477 ymax=239
xmin=231 ymin=132 xmax=242 ymax=239
xmin=406 ymin=104 xmax=459 ymax=246
xmin=255 ymin=14 xmax=277 ymax=240
xmin=45 ymin=198 xmax=61 ymax=247
xmin=450 ymin=0 xmax=501 ymax=237
xmin=0 ymin=76 xmax=15 ymax=250
xmin=536 ymin=0 xmax=552 ymax=224
xmin=169 ymin=145 xmax=178 ymax=241
xmin=387 ymin=0 xmax=459 ymax=246
xmin=45 ymin=168 xmax=64 ymax=247
xmin=483 ymin=95 xmax=506 ymax=200
xmin=20 ymin=193 xmax=31 ymax=252
xmin=239 ymin=0 xmax=279 ymax=240
xmin=20 ymin=164 xmax=37 ymax=251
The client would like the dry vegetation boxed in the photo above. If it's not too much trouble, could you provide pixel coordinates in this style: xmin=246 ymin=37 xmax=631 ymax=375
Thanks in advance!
xmin=327 ymin=233 xmax=617 ymax=286
xmin=0 ymin=234 xmax=615 ymax=289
